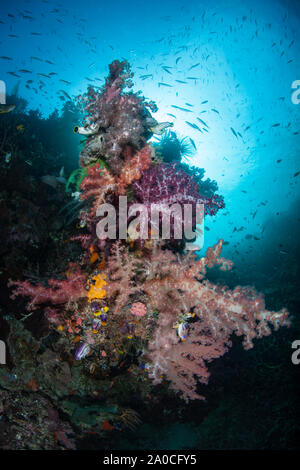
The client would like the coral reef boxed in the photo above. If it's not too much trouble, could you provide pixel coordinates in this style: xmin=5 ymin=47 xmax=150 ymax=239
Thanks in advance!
xmin=5 ymin=60 xmax=291 ymax=448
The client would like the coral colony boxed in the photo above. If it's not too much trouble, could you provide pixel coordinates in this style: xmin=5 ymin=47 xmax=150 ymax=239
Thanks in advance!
xmin=9 ymin=60 xmax=290 ymax=402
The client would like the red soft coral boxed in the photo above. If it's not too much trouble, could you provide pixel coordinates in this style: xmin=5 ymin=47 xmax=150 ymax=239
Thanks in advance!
xmin=79 ymin=145 xmax=152 ymax=221
xmin=8 ymin=263 xmax=87 ymax=311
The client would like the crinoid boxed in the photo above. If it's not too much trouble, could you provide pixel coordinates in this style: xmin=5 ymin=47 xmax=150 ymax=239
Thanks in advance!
xmin=154 ymin=130 xmax=194 ymax=163
xmin=117 ymin=408 xmax=142 ymax=431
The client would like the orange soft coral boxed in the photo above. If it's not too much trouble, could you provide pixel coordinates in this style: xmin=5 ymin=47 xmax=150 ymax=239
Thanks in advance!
xmin=80 ymin=144 xmax=153 ymax=218
xmin=117 ymin=145 xmax=153 ymax=194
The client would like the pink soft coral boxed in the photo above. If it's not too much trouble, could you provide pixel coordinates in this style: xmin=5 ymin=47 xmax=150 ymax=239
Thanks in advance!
xmin=8 ymin=263 xmax=87 ymax=311
xmin=144 ymin=241 xmax=290 ymax=401
xmin=77 ymin=60 xmax=157 ymax=173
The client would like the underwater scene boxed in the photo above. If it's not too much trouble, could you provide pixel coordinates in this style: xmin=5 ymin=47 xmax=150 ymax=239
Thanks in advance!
xmin=0 ymin=0 xmax=299 ymax=455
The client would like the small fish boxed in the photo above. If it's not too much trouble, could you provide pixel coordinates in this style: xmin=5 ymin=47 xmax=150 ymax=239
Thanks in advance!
xmin=189 ymin=62 xmax=200 ymax=70
xmin=175 ymin=79 xmax=187 ymax=84
xmin=185 ymin=121 xmax=197 ymax=129
xmin=158 ymin=82 xmax=173 ymax=87
xmin=189 ymin=137 xmax=197 ymax=150
xmin=211 ymin=108 xmax=219 ymax=114
xmin=0 ymin=104 xmax=16 ymax=114
xmin=271 ymin=123 xmax=280 ymax=127
xmin=41 ymin=167 xmax=66 ymax=189
xmin=30 ymin=56 xmax=43 ymax=62
xmin=230 ymin=127 xmax=238 ymax=138
xmin=162 ymin=66 xmax=172 ymax=74
xmin=197 ymin=117 xmax=209 ymax=128
xmin=185 ymin=121 xmax=202 ymax=132
xmin=0 ymin=56 xmax=13 ymax=60
xmin=60 ymin=90 xmax=72 ymax=100
xmin=18 ymin=69 xmax=32 ymax=73
xmin=150 ymin=121 xmax=174 ymax=135
xmin=201 ymin=100 xmax=208 ymax=104
xmin=140 ymin=74 xmax=153 ymax=80
xmin=171 ymin=105 xmax=192 ymax=112
xmin=60 ymin=79 xmax=71 ymax=85
xmin=16 ymin=124 xmax=24 ymax=132
xmin=294 ymin=171 xmax=300 ymax=177
xmin=192 ymin=123 xmax=202 ymax=132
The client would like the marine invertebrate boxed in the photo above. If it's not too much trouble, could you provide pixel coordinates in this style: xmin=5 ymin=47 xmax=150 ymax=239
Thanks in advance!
xmin=87 ymin=273 xmax=107 ymax=302
xmin=8 ymin=262 xmax=87 ymax=310
xmin=79 ymin=144 xmax=152 ymax=222
xmin=76 ymin=60 xmax=158 ymax=173
xmin=131 ymin=162 xmax=224 ymax=244
xmin=133 ymin=162 xmax=224 ymax=214
xmin=154 ymin=130 xmax=194 ymax=163
xmin=130 ymin=302 xmax=147 ymax=317
xmin=143 ymin=241 xmax=290 ymax=401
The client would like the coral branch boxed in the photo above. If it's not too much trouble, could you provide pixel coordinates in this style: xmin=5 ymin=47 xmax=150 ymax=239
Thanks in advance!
xmin=9 ymin=263 xmax=87 ymax=310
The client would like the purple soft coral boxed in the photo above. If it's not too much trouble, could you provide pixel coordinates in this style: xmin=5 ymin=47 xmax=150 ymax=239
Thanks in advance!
xmin=131 ymin=162 xmax=224 ymax=244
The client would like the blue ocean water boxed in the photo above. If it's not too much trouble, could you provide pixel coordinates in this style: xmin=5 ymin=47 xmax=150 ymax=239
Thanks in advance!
xmin=1 ymin=0 xmax=299 ymax=279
